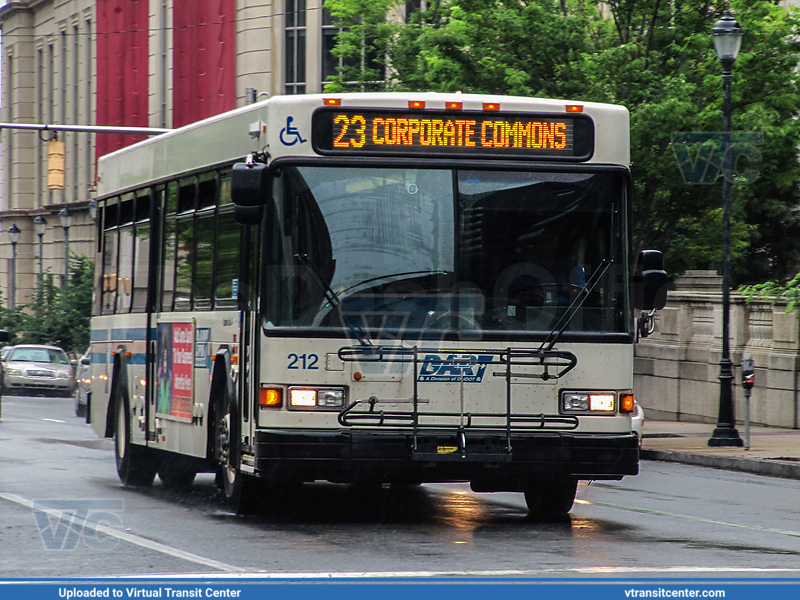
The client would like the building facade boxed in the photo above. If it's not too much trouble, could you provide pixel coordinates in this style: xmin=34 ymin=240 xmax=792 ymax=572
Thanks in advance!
xmin=0 ymin=0 xmax=374 ymax=310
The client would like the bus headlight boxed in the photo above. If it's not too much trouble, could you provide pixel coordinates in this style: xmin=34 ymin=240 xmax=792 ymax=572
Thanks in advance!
xmin=561 ymin=391 xmax=616 ymax=413
xmin=288 ymin=387 xmax=346 ymax=410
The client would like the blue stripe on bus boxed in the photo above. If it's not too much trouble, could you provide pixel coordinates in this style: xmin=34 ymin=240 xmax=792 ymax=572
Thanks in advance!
xmin=111 ymin=328 xmax=149 ymax=341
xmin=128 ymin=353 xmax=147 ymax=365
xmin=93 ymin=328 xmax=156 ymax=342
xmin=88 ymin=353 xmax=147 ymax=365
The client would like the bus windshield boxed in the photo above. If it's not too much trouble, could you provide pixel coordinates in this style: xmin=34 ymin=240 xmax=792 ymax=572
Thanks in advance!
xmin=265 ymin=165 xmax=629 ymax=339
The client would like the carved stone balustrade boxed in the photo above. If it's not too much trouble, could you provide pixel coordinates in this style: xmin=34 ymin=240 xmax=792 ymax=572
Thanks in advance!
xmin=634 ymin=270 xmax=800 ymax=428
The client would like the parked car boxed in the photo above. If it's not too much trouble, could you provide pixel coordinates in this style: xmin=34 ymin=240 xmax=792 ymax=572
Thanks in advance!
xmin=74 ymin=348 xmax=91 ymax=418
xmin=631 ymin=400 xmax=645 ymax=449
xmin=1 ymin=345 xmax=15 ymax=362
xmin=1 ymin=344 xmax=76 ymax=397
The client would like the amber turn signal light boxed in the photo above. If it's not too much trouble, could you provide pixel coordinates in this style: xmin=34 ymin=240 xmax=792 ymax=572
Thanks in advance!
xmin=259 ymin=387 xmax=282 ymax=408
xmin=620 ymin=393 xmax=635 ymax=413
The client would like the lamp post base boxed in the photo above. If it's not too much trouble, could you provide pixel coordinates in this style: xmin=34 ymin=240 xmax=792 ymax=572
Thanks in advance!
xmin=708 ymin=425 xmax=743 ymax=447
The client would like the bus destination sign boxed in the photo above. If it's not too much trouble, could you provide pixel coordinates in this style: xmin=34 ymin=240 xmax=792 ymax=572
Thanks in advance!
xmin=312 ymin=108 xmax=594 ymax=160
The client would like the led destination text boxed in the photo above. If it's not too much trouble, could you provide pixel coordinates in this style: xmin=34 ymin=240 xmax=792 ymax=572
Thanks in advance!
xmin=335 ymin=115 xmax=568 ymax=150
xmin=313 ymin=109 xmax=593 ymax=159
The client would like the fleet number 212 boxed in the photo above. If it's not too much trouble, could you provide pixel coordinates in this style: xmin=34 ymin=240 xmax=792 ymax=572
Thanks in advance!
xmin=288 ymin=353 xmax=319 ymax=369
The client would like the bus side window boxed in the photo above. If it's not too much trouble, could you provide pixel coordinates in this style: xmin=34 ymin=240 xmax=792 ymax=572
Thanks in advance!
xmin=102 ymin=198 xmax=120 ymax=315
xmin=174 ymin=214 xmax=194 ymax=311
xmin=132 ymin=220 xmax=150 ymax=313
xmin=131 ymin=191 xmax=152 ymax=314
xmin=117 ymin=224 xmax=134 ymax=313
xmin=214 ymin=173 xmax=240 ymax=310
xmin=194 ymin=211 xmax=214 ymax=310
xmin=192 ymin=173 xmax=217 ymax=311
xmin=102 ymin=229 xmax=118 ymax=315
xmin=162 ymin=215 xmax=177 ymax=312
xmin=161 ymin=182 xmax=179 ymax=312
xmin=214 ymin=206 xmax=240 ymax=309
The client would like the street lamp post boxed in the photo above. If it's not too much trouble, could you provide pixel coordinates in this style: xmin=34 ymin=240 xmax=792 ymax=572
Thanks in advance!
xmin=8 ymin=224 xmax=20 ymax=310
xmin=59 ymin=207 xmax=73 ymax=289
xmin=34 ymin=215 xmax=47 ymax=284
xmin=709 ymin=10 xmax=744 ymax=447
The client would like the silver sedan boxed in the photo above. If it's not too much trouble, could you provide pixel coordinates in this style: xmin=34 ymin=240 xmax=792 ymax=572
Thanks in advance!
xmin=2 ymin=345 xmax=76 ymax=397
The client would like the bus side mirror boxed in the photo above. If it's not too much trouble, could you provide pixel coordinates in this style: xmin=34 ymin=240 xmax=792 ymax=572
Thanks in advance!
xmin=633 ymin=250 xmax=668 ymax=311
xmin=0 ymin=330 xmax=8 ymax=343
xmin=232 ymin=160 xmax=268 ymax=225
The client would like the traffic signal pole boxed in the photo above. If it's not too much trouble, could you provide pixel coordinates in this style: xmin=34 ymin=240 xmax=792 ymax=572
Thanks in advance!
xmin=0 ymin=123 xmax=171 ymax=136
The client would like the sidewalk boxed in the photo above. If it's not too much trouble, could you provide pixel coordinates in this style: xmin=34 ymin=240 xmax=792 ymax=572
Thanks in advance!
xmin=641 ymin=419 xmax=800 ymax=479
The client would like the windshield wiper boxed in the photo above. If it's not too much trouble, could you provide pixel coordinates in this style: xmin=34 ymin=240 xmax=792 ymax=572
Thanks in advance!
xmin=295 ymin=254 xmax=372 ymax=346
xmin=333 ymin=270 xmax=450 ymax=298
xmin=538 ymin=259 xmax=612 ymax=353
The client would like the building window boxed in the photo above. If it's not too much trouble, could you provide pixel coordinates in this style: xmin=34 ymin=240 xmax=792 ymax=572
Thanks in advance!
xmin=5 ymin=50 xmax=13 ymax=209
xmin=37 ymin=47 xmax=45 ymax=207
xmin=85 ymin=19 xmax=94 ymax=192
xmin=321 ymin=7 xmax=338 ymax=88
xmin=284 ymin=0 xmax=306 ymax=95
xmin=73 ymin=23 xmax=80 ymax=203
xmin=405 ymin=0 xmax=426 ymax=21
xmin=320 ymin=7 xmax=384 ymax=91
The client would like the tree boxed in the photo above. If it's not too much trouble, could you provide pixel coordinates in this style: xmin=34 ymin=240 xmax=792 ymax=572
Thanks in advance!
xmin=0 ymin=292 xmax=25 ymax=344
xmin=0 ymin=255 xmax=94 ymax=354
xmin=324 ymin=0 xmax=800 ymax=284
xmin=322 ymin=0 xmax=399 ymax=92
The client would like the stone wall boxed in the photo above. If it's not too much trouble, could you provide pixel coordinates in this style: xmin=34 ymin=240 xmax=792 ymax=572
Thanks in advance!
xmin=634 ymin=270 xmax=800 ymax=428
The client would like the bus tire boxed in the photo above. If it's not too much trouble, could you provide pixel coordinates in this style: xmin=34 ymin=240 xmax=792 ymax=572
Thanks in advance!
xmin=114 ymin=390 xmax=157 ymax=487
xmin=524 ymin=478 xmax=577 ymax=518
xmin=215 ymin=381 xmax=249 ymax=511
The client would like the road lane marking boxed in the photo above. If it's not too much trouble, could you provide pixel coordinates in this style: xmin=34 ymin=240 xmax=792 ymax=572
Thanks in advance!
xmin=574 ymin=498 xmax=800 ymax=538
xmin=97 ymin=566 xmax=800 ymax=579
xmin=0 ymin=492 xmax=247 ymax=573
xmin=41 ymin=418 xmax=66 ymax=423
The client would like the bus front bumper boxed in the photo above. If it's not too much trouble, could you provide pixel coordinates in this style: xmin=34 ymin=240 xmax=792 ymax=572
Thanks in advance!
xmin=251 ymin=429 xmax=638 ymax=487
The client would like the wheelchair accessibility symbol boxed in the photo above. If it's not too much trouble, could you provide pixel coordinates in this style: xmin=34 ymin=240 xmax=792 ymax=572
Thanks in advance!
xmin=280 ymin=116 xmax=307 ymax=146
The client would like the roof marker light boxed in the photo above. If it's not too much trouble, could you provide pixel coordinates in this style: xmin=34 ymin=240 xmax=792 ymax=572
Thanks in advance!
xmin=482 ymin=102 xmax=500 ymax=111
xmin=408 ymin=100 xmax=426 ymax=109
xmin=446 ymin=101 xmax=463 ymax=110
xmin=566 ymin=105 xmax=584 ymax=113
xmin=324 ymin=98 xmax=342 ymax=106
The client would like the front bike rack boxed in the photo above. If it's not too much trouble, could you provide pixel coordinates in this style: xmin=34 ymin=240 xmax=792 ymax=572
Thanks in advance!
xmin=337 ymin=345 xmax=579 ymax=461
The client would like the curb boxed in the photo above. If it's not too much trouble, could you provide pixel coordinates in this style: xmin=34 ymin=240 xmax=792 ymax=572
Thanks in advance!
xmin=640 ymin=448 xmax=800 ymax=480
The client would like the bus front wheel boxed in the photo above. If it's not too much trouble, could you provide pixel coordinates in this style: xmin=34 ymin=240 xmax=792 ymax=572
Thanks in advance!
xmin=524 ymin=478 xmax=577 ymax=519
xmin=215 ymin=389 xmax=259 ymax=512
xmin=114 ymin=393 xmax=157 ymax=487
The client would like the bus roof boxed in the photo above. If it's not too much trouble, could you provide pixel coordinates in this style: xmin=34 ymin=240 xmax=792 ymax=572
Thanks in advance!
xmin=97 ymin=93 xmax=630 ymax=197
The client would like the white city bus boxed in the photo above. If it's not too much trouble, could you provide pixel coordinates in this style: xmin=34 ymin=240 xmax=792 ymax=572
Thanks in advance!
xmin=90 ymin=93 xmax=666 ymax=516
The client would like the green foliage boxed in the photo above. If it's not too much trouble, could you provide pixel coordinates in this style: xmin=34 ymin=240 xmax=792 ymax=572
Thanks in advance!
xmin=324 ymin=0 xmax=800 ymax=286
xmin=0 ymin=254 xmax=94 ymax=354
xmin=740 ymin=275 xmax=800 ymax=315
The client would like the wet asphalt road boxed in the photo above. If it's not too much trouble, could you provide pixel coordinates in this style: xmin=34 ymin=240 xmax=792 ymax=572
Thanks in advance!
xmin=2 ymin=394 xmax=800 ymax=579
